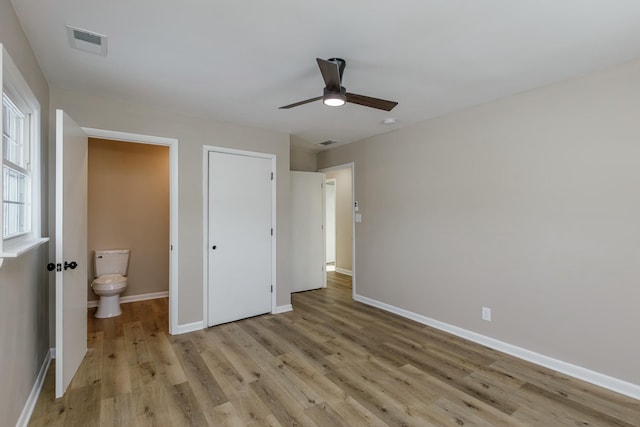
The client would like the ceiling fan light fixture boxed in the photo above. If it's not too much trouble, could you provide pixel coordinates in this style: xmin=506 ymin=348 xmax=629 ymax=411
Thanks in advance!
xmin=323 ymin=87 xmax=346 ymax=107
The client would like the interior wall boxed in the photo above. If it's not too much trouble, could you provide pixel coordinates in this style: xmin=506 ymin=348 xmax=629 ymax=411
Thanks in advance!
xmin=0 ymin=0 xmax=50 ymax=424
xmin=87 ymin=138 xmax=169 ymax=301
xmin=318 ymin=58 xmax=640 ymax=387
xmin=324 ymin=168 xmax=352 ymax=273
xmin=50 ymin=87 xmax=291 ymax=327
xmin=290 ymin=146 xmax=317 ymax=172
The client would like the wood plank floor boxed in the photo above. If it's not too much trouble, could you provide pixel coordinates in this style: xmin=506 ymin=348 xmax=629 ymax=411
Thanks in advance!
xmin=30 ymin=272 xmax=640 ymax=426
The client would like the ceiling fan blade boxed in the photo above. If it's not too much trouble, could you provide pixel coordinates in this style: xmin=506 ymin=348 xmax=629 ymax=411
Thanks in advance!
xmin=279 ymin=96 xmax=322 ymax=109
xmin=316 ymin=58 xmax=341 ymax=90
xmin=346 ymin=92 xmax=398 ymax=111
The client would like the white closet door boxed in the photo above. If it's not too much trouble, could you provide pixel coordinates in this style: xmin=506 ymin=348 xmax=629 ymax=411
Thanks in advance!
xmin=290 ymin=171 xmax=325 ymax=292
xmin=207 ymin=151 xmax=272 ymax=326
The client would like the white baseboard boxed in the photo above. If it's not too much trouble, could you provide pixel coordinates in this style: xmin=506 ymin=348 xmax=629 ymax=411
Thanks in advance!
xmin=354 ymin=293 xmax=640 ymax=400
xmin=335 ymin=268 xmax=352 ymax=276
xmin=16 ymin=348 xmax=54 ymax=427
xmin=87 ymin=291 xmax=169 ymax=308
xmin=275 ymin=304 xmax=293 ymax=314
xmin=174 ymin=320 xmax=204 ymax=335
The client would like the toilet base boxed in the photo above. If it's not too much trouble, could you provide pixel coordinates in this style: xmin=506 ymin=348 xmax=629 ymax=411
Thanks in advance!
xmin=95 ymin=295 xmax=123 ymax=318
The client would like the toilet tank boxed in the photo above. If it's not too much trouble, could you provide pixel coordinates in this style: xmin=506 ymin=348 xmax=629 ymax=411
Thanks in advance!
xmin=94 ymin=249 xmax=129 ymax=277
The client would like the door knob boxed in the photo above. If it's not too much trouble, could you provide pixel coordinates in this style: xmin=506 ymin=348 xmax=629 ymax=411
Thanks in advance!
xmin=212 ymin=245 xmax=217 ymax=250
xmin=64 ymin=261 xmax=78 ymax=270
xmin=47 ymin=263 xmax=56 ymax=271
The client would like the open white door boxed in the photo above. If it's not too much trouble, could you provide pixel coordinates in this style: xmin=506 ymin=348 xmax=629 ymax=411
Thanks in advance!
xmin=55 ymin=110 xmax=88 ymax=398
xmin=290 ymin=171 xmax=325 ymax=292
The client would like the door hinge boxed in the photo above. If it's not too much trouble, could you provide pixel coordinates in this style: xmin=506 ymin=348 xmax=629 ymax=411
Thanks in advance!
xmin=271 ymin=228 xmax=273 ymax=236
xmin=271 ymin=172 xmax=274 ymax=180
xmin=170 ymin=244 xmax=173 ymax=250
xmin=270 ymin=285 xmax=273 ymax=293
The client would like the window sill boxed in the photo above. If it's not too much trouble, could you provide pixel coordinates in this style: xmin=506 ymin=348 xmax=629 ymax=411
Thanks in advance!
xmin=0 ymin=236 xmax=49 ymax=258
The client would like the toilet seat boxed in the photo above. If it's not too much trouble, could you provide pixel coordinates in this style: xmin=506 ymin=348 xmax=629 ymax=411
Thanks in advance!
xmin=92 ymin=274 xmax=127 ymax=291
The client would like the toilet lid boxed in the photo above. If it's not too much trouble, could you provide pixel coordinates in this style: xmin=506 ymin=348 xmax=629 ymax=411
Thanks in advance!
xmin=93 ymin=274 xmax=127 ymax=286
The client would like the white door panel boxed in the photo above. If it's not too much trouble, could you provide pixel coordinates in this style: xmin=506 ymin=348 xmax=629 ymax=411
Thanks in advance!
xmin=207 ymin=151 xmax=272 ymax=326
xmin=290 ymin=171 xmax=325 ymax=292
xmin=55 ymin=110 xmax=88 ymax=398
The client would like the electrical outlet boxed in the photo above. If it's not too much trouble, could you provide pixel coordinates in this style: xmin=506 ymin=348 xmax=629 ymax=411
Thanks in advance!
xmin=482 ymin=307 xmax=492 ymax=321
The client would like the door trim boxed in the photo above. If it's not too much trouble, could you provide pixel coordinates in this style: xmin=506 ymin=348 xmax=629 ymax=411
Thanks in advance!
xmin=318 ymin=162 xmax=356 ymax=299
xmin=202 ymin=145 xmax=277 ymax=326
xmin=82 ymin=128 xmax=179 ymax=334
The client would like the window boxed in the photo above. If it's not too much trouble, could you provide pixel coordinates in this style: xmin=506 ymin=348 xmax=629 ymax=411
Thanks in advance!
xmin=0 ymin=45 xmax=47 ymax=263
xmin=2 ymin=92 xmax=32 ymax=239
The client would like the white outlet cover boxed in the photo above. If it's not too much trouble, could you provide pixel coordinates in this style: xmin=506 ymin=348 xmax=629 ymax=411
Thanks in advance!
xmin=355 ymin=213 xmax=362 ymax=223
xmin=482 ymin=307 xmax=492 ymax=321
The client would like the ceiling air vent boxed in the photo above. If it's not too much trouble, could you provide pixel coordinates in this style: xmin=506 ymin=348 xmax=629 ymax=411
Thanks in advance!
xmin=66 ymin=25 xmax=108 ymax=56
xmin=318 ymin=140 xmax=337 ymax=146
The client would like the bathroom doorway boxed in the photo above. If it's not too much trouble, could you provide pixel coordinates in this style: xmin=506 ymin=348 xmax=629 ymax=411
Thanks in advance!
xmin=84 ymin=128 xmax=178 ymax=334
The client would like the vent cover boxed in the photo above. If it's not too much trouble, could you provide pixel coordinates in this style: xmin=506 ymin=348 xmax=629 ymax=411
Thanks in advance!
xmin=66 ymin=25 xmax=108 ymax=56
xmin=318 ymin=140 xmax=337 ymax=146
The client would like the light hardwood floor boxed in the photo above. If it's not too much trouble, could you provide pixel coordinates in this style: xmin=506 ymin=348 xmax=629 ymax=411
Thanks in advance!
xmin=29 ymin=272 xmax=640 ymax=426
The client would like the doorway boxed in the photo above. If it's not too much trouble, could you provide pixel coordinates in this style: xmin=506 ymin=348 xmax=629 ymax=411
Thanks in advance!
xmin=325 ymin=178 xmax=336 ymax=271
xmin=82 ymin=128 xmax=179 ymax=333
xmin=318 ymin=163 xmax=355 ymax=297
xmin=87 ymin=138 xmax=170 ymax=321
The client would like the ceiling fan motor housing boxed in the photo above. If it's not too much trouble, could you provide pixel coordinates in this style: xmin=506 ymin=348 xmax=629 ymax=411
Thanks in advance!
xmin=323 ymin=86 xmax=347 ymax=106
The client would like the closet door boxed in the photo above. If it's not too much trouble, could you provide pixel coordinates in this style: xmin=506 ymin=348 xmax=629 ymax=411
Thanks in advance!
xmin=207 ymin=150 xmax=273 ymax=326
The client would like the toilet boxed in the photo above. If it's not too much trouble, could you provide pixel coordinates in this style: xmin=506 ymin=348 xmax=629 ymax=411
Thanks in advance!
xmin=91 ymin=249 xmax=129 ymax=318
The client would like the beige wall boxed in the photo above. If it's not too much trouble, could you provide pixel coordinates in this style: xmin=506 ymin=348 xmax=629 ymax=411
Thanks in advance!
xmin=290 ymin=135 xmax=317 ymax=172
xmin=87 ymin=139 xmax=169 ymax=301
xmin=0 ymin=1 xmax=50 ymax=424
xmin=318 ymin=58 xmax=640 ymax=386
xmin=325 ymin=168 xmax=352 ymax=273
xmin=50 ymin=87 xmax=291 ymax=326
xmin=290 ymin=147 xmax=317 ymax=172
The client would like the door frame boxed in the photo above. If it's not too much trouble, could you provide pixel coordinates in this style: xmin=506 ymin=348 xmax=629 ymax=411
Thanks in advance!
xmin=82 ymin=128 xmax=179 ymax=334
xmin=202 ymin=145 xmax=277 ymax=324
xmin=318 ymin=162 xmax=356 ymax=299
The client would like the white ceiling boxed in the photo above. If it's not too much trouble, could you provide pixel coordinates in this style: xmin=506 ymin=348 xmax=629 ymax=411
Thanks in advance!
xmin=10 ymin=0 xmax=640 ymax=151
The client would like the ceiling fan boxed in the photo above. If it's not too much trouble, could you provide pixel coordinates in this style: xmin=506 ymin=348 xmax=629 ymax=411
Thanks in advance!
xmin=279 ymin=58 xmax=398 ymax=111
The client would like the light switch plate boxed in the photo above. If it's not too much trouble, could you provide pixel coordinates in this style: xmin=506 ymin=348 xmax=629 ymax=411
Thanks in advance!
xmin=355 ymin=213 xmax=362 ymax=223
